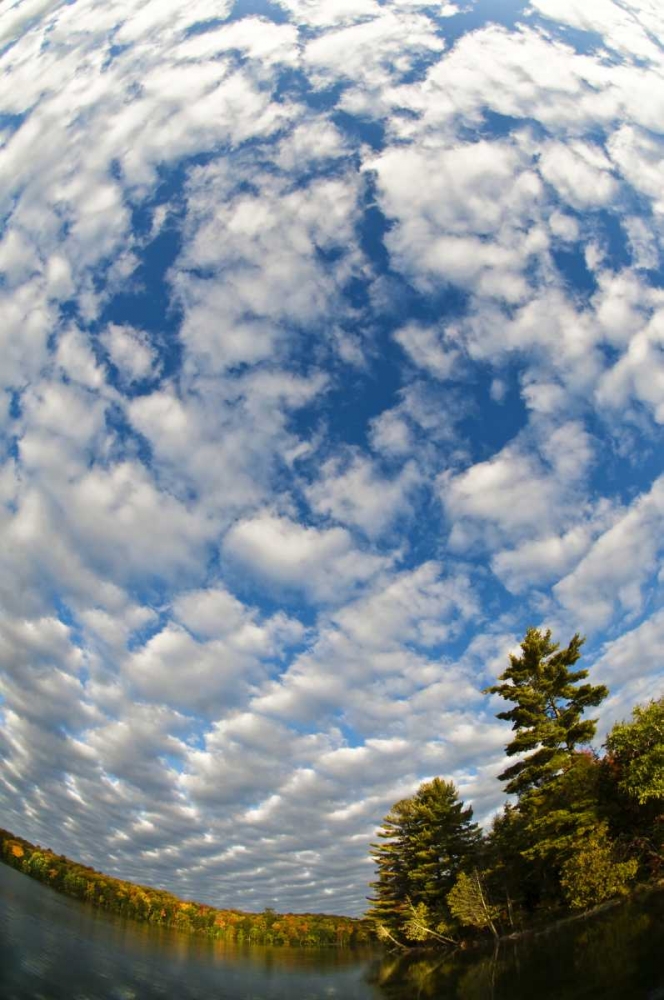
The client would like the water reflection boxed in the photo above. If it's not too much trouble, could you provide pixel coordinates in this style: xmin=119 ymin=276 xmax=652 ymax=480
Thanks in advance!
xmin=370 ymin=891 xmax=664 ymax=1000
xmin=0 ymin=863 xmax=378 ymax=1000
xmin=2 ymin=862 xmax=663 ymax=1000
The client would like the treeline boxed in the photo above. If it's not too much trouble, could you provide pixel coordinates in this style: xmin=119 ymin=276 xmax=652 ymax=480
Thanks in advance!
xmin=368 ymin=628 xmax=663 ymax=948
xmin=0 ymin=830 xmax=371 ymax=948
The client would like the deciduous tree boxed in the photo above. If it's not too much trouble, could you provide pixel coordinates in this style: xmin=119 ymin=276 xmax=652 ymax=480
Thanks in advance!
xmin=605 ymin=696 xmax=664 ymax=805
xmin=560 ymin=823 xmax=637 ymax=910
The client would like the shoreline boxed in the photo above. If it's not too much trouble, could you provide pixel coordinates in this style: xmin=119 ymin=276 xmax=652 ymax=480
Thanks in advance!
xmin=0 ymin=827 xmax=371 ymax=949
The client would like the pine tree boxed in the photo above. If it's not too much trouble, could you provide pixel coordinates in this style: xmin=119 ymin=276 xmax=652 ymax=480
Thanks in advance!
xmin=485 ymin=628 xmax=608 ymax=796
xmin=368 ymin=778 xmax=481 ymax=938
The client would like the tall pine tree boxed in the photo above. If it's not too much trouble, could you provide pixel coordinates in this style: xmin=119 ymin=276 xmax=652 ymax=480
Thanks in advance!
xmin=368 ymin=778 xmax=480 ymax=938
xmin=485 ymin=628 xmax=608 ymax=796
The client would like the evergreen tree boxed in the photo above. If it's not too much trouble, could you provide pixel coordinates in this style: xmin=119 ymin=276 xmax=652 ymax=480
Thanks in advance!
xmin=485 ymin=628 xmax=608 ymax=796
xmin=368 ymin=778 xmax=480 ymax=938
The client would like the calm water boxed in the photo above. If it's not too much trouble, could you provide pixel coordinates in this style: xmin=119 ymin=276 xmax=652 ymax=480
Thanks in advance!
xmin=1 ymin=862 xmax=663 ymax=1000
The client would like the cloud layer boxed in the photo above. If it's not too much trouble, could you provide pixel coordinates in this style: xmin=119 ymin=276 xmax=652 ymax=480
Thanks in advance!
xmin=0 ymin=0 xmax=663 ymax=916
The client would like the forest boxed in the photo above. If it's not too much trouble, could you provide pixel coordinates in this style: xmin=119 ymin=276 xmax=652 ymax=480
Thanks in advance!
xmin=369 ymin=628 xmax=663 ymax=948
xmin=1 ymin=628 xmax=662 ymax=952
xmin=0 ymin=828 xmax=371 ymax=947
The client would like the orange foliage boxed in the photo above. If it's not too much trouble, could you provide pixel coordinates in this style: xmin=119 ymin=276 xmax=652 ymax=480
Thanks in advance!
xmin=0 ymin=826 xmax=373 ymax=949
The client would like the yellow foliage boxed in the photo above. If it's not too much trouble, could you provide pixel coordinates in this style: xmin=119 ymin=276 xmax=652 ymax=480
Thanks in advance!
xmin=10 ymin=843 xmax=24 ymax=858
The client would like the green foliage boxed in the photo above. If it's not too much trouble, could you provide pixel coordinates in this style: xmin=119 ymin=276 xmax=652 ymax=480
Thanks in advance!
xmin=485 ymin=628 xmax=608 ymax=796
xmin=560 ymin=823 xmax=638 ymax=910
xmin=403 ymin=901 xmax=456 ymax=944
xmin=368 ymin=777 xmax=481 ymax=938
xmin=368 ymin=629 xmax=660 ymax=949
xmin=519 ymin=751 xmax=603 ymax=865
xmin=605 ymin=697 xmax=664 ymax=805
xmin=0 ymin=828 xmax=371 ymax=948
xmin=447 ymin=871 xmax=500 ymax=937
xmin=403 ymin=902 xmax=431 ymax=942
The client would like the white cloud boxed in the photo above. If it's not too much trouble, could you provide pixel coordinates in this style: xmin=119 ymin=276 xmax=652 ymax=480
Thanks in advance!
xmin=85 ymin=704 xmax=188 ymax=795
xmin=529 ymin=0 xmax=663 ymax=63
xmin=174 ymin=18 xmax=299 ymax=68
xmin=608 ymin=125 xmax=664 ymax=219
xmin=306 ymin=452 xmax=420 ymax=537
xmin=554 ymin=476 xmax=664 ymax=627
xmin=440 ymin=424 xmax=594 ymax=553
xmin=393 ymin=322 xmax=459 ymax=379
xmin=591 ymin=269 xmax=655 ymax=347
xmin=55 ymin=328 xmax=105 ymax=389
xmin=124 ymin=608 xmax=302 ymax=714
xmin=48 ymin=460 xmax=214 ymax=584
xmin=538 ymin=140 xmax=618 ymax=211
xmin=0 ymin=281 xmax=54 ymax=389
xmin=0 ymin=0 xmax=65 ymax=45
xmin=453 ymin=290 xmax=604 ymax=406
xmin=2 ymin=0 xmax=664 ymax=920
xmin=623 ymin=216 xmax=660 ymax=271
xmin=367 ymin=139 xmax=542 ymax=300
xmin=331 ymin=562 xmax=477 ymax=650
xmin=389 ymin=22 xmax=664 ymax=135
xmin=276 ymin=0 xmax=381 ymax=28
xmin=592 ymin=608 xmax=664 ymax=687
xmin=101 ymin=324 xmax=160 ymax=385
xmin=303 ymin=8 xmax=444 ymax=100
xmin=173 ymin=167 xmax=363 ymax=374
xmin=173 ymin=587 xmax=250 ymax=640
xmin=595 ymin=306 xmax=664 ymax=423
xmin=223 ymin=513 xmax=389 ymax=602
xmin=370 ymin=381 xmax=468 ymax=464
xmin=491 ymin=503 xmax=616 ymax=594
xmin=275 ymin=119 xmax=348 ymax=172
xmin=127 ymin=372 xmax=326 ymax=519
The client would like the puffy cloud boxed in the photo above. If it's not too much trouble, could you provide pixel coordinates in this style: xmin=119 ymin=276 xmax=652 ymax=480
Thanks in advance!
xmin=592 ymin=608 xmax=664 ymax=688
xmin=595 ymin=306 xmax=664 ymax=423
xmin=223 ymin=513 xmax=389 ymax=602
xmin=174 ymin=18 xmax=299 ymax=68
xmin=393 ymin=322 xmax=459 ymax=379
xmin=387 ymin=20 xmax=664 ymax=137
xmin=554 ymin=476 xmax=664 ymax=628
xmin=84 ymin=704 xmax=189 ymax=796
xmin=367 ymin=138 xmax=542 ymax=299
xmin=440 ymin=423 xmax=594 ymax=552
xmin=491 ymin=503 xmax=616 ymax=594
xmin=538 ymin=140 xmax=618 ymax=211
xmin=608 ymin=125 xmax=664 ymax=219
xmin=529 ymin=0 xmax=664 ymax=63
xmin=305 ymin=452 xmax=421 ymax=537
xmin=172 ymin=164 xmax=363 ymax=376
xmin=331 ymin=561 xmax=477 ymax=650
xmin=124 ymin=626 xmax=252 ymax=714
xmin=1 ymin=0 xmax=663 ymax=919
xmin=101 ymin=324 xmax=161 ymax=385
xmin=452 ymin=290 xmax=604 ymax=405
xmin=303 ymin=8 xmax=444 ymax=99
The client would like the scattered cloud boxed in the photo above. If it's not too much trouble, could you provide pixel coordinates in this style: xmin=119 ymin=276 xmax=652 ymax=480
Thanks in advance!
xmin=0 ymin=0 xmax=662 ymax=918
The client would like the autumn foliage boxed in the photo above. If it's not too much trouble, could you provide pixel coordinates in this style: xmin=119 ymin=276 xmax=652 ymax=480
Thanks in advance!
xmin=0 ymin=829 xmax=371 ymax=948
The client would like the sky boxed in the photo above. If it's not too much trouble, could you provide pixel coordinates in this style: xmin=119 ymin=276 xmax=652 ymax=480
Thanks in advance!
xmin=0 ymin=0 xmax=663 ymax=918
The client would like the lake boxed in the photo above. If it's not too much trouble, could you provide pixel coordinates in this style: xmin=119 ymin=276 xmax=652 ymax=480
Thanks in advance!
xmin=1 ymin=862 xmax=663 ymax=999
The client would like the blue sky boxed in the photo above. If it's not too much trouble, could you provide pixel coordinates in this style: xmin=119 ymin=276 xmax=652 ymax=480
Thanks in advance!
xmin=0 ymin=0 xmax=663 ymax=917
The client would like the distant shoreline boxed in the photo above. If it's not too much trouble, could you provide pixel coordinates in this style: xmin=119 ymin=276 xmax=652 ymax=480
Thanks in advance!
xmin=0 ymin=827 xmax=372 ymax=949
